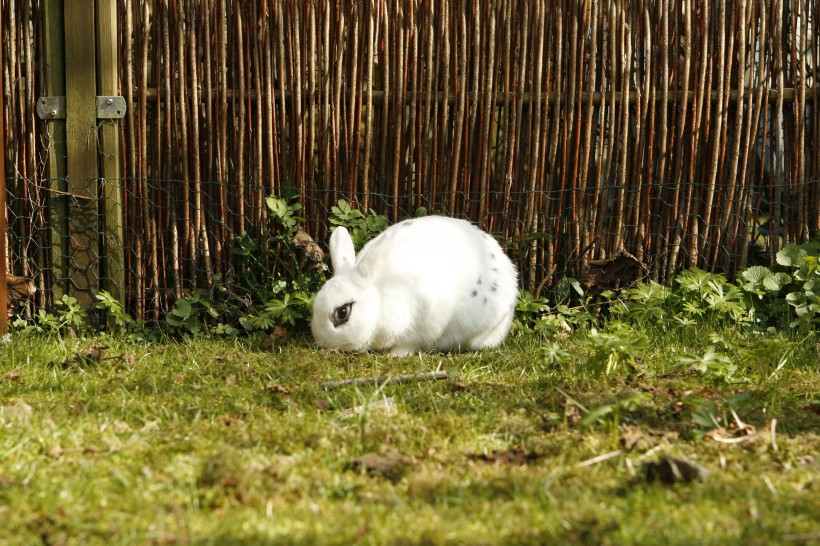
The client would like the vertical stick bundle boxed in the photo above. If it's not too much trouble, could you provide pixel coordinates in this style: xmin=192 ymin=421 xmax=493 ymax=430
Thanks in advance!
xmin=1 ymin=0 xmax=818 ymax=317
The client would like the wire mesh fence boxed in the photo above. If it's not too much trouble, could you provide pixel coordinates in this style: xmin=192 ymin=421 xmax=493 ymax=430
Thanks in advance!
xmin=5 ymin=176 xmax=820 ymax=319
xmin=2 ymin=0 xmax=820 ymax=319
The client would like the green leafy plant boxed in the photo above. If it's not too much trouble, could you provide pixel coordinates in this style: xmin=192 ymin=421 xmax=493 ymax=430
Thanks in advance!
xmin=212 ymin=323 xmax=240 ymax=338
xmin=266 ymin=194 xmax=303 ymax=231
xmin=578 ymin=391 xmax=652 ymax=430
xmin=328 ymin=199 xmax=389 ymax=250
xmin=514 ymin=278 xmax=596 ymax=335
xmin=675 ymin=346 xmax=738 ymax=380
xmin=777 ymin=243 xmax=820 ymax=330
xmin=612 ymin=281 xmax=675 ymax=325
xmin=178 ymin=194 xmax=329 ymax=336
xmin=31 ymin=294 xmax=90 ymax=334
xmin=515 ymin=290 xmax=550 ymax=327
xmin=95 ymin=290 xmax=136 ymax=334
xmin=165 ymin=294 xmax=215 ymax=336
xmin=581 ymin=323 xmax=648 ymax=375
xmin=685 ymin=391 xmax=754 ymax=436
xmin=674 ymin=268 xmax=749 ymax=324
xmin=558 ymin=387 xmax=651 ymax=448
xmin=541 ymin=341 xmax=572 ymax=365
xmin=736 ymin=336 xmax=802 ymax=379
xmin=239 ymin=279 xmax=316 ymax=330
xmin=739 ymin=242 xmax=820 ymax=332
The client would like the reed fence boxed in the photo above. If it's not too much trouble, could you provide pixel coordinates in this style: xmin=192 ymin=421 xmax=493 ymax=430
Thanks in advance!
xmin=2 ymin=0 xmax=819 ymax=321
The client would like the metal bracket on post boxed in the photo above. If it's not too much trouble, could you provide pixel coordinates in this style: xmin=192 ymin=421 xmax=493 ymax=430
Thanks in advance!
xmin=36 ymin=95 xmax=126 ymax=119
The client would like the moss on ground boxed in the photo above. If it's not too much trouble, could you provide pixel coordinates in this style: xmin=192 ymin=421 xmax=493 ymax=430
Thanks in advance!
xmin=1 ymin=328 xmax=818 ymax=545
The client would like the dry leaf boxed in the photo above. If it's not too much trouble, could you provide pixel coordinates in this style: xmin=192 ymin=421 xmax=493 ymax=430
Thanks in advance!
xmin=273 ymin=325 xmax=290 ymax=340
xmin=5 ymin=399 xmax=33 ymax=423
xmin=341 ymin=397 xmax=398 ymax=419
xmin=265 ymin=384 xmax=291 ymax=395
xmin=796 ymin=455 xmax=815 ymax=467
xmin=704 ymin=424 xmax=757 ymax=444
xmin=263 ymin=326 xmax=290 ymax=347
xmin=112 ymin=420 xmax=133 ymax=434
xmin=69 ymin=400 xmax=87 ymax=416
xmin=352 ymin=522 xmax=371 ymax=542
xmin=620 ymin=425 xmax=652 ymax=451
xmin=449 ymin=380 xmax=468 ymax=391
xmin=47 ymin=445 xmax=67 ymax=458
xmin=346 ymin=450 xmax=413 ymax=483
xmin=84 ymin=345 xmax=109 ymax=362
xmin=1 ymin=371 xmax=21 ymax=383
xmin=564 ymin=403 xmax=582 ymax=427
xmin=0 ymin=475 xmax=21 ymax=487
xmin=241 ymin=365 xmax=260 ymax=378
xmin=292 ymin=230 xmax=326 ymax=271
xmin=468 ymin=448 xmax=543 ymax=465
xmin=117 ymin=353 xmax=136 ymax=367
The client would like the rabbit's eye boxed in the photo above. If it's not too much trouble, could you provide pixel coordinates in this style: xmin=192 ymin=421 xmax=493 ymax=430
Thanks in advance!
xmin=332 ymin=302 xmax=354 ymax=327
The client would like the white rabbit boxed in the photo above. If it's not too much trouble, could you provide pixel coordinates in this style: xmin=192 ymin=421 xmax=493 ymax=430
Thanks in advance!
xmin=311 ymin=215 xmax=518 ymax=356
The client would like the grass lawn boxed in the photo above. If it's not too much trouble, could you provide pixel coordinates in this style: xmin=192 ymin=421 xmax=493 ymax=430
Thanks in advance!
xmin=1 ymin=326 xmax=818 ymax=545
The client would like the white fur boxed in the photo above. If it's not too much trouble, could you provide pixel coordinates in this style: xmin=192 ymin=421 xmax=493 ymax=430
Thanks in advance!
xmin=311 ymin=216 xmax=518 ymax=356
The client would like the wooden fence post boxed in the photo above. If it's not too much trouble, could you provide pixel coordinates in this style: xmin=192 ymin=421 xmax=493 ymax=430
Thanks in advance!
xmin=97 ymin=0 xmax=125 ymax=306
xmin=64 ymin=2 xmax=100 ymax=309
xmin=43 ymin=1 xmax=125 ymax=312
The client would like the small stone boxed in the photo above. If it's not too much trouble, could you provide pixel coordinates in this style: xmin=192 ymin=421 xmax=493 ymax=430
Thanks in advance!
xmin=645 ymin=455 xmax=709 ymax=484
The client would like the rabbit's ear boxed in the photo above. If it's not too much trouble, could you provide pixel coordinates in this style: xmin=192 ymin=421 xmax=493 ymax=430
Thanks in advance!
xmin=329 ymin=226 xmax=356 ymax=273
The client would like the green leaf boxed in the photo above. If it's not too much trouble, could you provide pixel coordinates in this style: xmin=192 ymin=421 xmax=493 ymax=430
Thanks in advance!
xmin=762 ymin=272 xmax=791 ymax=292
xmin=580 ymin=404 xmax=614 ymax=428
xmin=266 ymin=196 xmax=288 ymax=217
xmin=335 ymin=199 xmax=351 ymax=215
xmin=742 ymin=265 xmax=771 ymax=284
xmin=776 ymin=244 xmax=807 ymax=268
xmin=517 ymin=231 xmax=551 ymax=244
xmin=166 ymin=313 xmax=184 ymax=327
xmin=741 ymin=265 xmax=773 ymax=293
xmin=172 ymin=299 xmax=192 ymax=318
xmin=239 ymin=316 xmax=255 ymax=331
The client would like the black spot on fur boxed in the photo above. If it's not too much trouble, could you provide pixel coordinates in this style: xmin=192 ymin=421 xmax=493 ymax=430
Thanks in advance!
xmin=477 ymin=277 xmax=482 ymax=285
xmin=491 ymin=283 xmax=498 ymax=292
xmin=491 ymin=267 xmax=498 ymax=273
xmin=471 ymin=290 xmax=478 ymax=297
xmin=490 ymin=253 xmax=496 ymax=260
xmin=403 ymin=221 xmax=414 ymax=227
xmin=483 ymin=297 xmax=488 ymax=305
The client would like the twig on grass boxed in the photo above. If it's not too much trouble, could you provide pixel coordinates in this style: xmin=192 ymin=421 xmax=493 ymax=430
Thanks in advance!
xmin=770 ymin=419 xmax=778 ymax=452
xmin=321 ymin=371 xmax=450 ymax=390
xmin=575 ymin=449 xmax=623 ymax=468
xmin=783 ymin=532 xmax=820 ymax=542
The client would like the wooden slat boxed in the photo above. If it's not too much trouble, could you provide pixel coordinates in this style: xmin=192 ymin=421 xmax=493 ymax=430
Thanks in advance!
xmin=44 ymin=0 xmax=67 ymax=300
xmin=0 ymin=1 xmax=7 ymax=334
